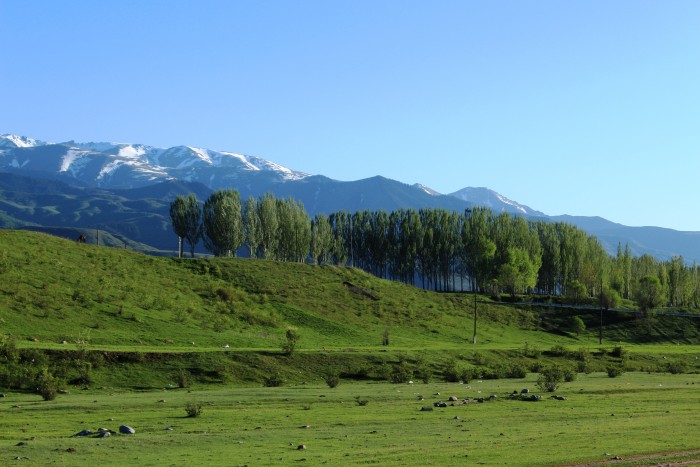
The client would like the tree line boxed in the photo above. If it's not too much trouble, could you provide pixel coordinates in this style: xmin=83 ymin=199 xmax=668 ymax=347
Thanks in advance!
xmin=170 ymin=191 xmax=700 ymax=311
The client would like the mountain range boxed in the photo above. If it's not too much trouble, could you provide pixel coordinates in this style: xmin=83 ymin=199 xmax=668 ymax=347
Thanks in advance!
xmin=1 ymin=133 xmax=699 ymax=262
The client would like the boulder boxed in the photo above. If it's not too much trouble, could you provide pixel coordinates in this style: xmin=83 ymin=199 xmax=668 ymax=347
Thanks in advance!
xmin=119 ymin=425 xmax=136 ymax=435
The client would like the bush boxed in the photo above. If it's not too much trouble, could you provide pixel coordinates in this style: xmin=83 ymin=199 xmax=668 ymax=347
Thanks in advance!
xmin=185 ymin=401 xmax=203 ymax=417
xmin=176 ymin=368 xmax=192 ymax=388
xmin=354 ymin=396 xmax=369 ymax=406
xmin=610 ymin=345 xmax=626 ymax=358
xmin=323 ymin=371 xmax=340 ymax=388
xmin=563 ymin=368 xmax=577 ymax=382
xmin=35 ymin=367 xmax=61 ymax=401
xmin=264 ymin=373 xmax=283 ymax=387
xmin=606 ymin=365 xmax=624 ymax=377
xmin=390 ymin=361 xmax=413 ymax=384
xmin=282 ymin=328 xmax=299 ymax=355
xmin=536 ymin=366 xmax=565 ymax=392
xmin=507 ymin=362 xmax=528 ymax=379
xmin=666 ymin=360 xmax=689 ymax=374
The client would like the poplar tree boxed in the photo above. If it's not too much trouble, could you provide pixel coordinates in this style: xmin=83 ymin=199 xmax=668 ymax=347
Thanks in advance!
xmin=201 ymin=189 xmax=244 ymax=257
xmin=169 ymin=193 xmax=201 ymax=258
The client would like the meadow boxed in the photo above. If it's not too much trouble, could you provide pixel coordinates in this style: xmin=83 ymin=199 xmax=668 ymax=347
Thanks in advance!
xmin=3 ymin=373 xmax=700 ymax=466
xmin=1 ymin=230 xmax=700 ymax=465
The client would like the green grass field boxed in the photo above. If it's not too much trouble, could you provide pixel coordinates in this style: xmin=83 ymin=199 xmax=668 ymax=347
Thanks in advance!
xmin=1 ymin=230 xmax=700 ymax=465
xmin=2 ymin=373 xmax=700 ymax=466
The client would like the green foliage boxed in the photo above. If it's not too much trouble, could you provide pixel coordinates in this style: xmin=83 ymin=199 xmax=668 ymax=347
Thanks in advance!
xmin=176 ymin=368 xmax=192 ymax=388
xmin=169 ymin=193 xmax=202 ymax=258
xmin=635 ymin=275 xmax=666 ymax=313
xmin=666 ymin=360 xmax=689 ymax=374
xmin=570 ymin=316 xmax=586 ymax=336
xmin=390 ymin=361 xmax=413 ymax=384
xmin=282 ymin=328 xmax=299 ymax=355
xmin=35 ymin=367 xmax=61 ymax=401
xmin=536 ymin=365 xmax=565 ymax=392
xmin=610 ymin=345 xmax=627 ymax=358
xmin=264 ymin=373 xmax=284 ymax=387
xmin=323 ymin=370 xmax=340 ymax=388
xmin=606 ymin=365 xmax=624 ymax=378
xmin=202 ymin=189 xmax=244 ymax=257
xmin=184 ymin=400 xmax=203 ymax=417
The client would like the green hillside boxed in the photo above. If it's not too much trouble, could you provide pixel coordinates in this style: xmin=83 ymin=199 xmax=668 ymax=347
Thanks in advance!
xmin=1 ymin=229 xmax=699 ymax=389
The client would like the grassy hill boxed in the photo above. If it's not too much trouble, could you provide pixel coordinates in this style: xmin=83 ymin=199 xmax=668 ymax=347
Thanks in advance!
xmin=1 ymin=229 xmax=699 ymax=389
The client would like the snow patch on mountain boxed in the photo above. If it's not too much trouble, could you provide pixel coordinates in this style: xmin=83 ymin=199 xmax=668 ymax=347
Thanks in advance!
xmin=0 ymin=134 xmax=45 ymax=148
xmin=450 ymin=187 xmax=545 ymax=216
xmin=414 ymin=183 xmax=441 ymax=196
xmin=60 ymin=149 xmax=90 ymax=173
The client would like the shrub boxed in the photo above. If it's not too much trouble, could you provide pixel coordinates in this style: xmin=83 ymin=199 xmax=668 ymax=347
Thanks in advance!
xmin=282 ymin=328 xmax=299 ymax=355
xmin=459 ymin=367 xmax=476 ymax=384
xmin=264 ymin=373 xmax=283 ymax=387
xmin=176 ymin=368 xmax=192 ymax=388
xmin=390 ymin=361 xmax=413 ymax=384
xmin=536 ymin=366 xmax=565 ymax=392
xmin=35 ymin=367 xmax=61 ymax=401
xmin=606 ymin=365 xmax=624 ymax=378
xmin=185 ymin=401 xmax=203 ymax=417
xmin=507 ymin=362 xmax=528 ymax=379
xmin=354 ymin=396 xmax=369 ymax=406
xmin=323 ymin=371 xmax=340 ymax=388
xmin=549 ymin=344 xmax=568 ymax=357
xmin=610 ymin=345 xmax=626 ymax=358
xmin=666 ymin=360 xmax=689 ymax=374
xmin=563 ymin=368 xmax=577 ymax=382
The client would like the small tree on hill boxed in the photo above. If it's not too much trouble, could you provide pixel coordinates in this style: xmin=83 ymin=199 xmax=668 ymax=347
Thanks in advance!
xmin=283 ymin=328 xmax=299 ymax=355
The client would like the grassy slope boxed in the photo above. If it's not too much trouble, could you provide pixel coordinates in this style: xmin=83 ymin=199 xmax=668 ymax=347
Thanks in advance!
xmin=0 ymin=229 xmax=574 ymax=351
xmin=1 ymin=229 xmax=699 ymax=389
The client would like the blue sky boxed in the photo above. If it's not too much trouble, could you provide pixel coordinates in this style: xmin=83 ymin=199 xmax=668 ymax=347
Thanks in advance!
xmin=2 ymin=1 xmax=700 ymax=230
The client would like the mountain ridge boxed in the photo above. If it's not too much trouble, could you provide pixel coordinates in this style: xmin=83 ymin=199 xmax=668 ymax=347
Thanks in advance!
xmin=1 ymin=133 xmax=698 ymax=262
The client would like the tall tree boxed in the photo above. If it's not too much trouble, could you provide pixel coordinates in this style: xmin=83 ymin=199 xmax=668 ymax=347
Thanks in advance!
xmin=201 ymin=189 xmax=244 ymax=257
xmin=258 ymin=193 xmax=279 ymax=260
xmin=169 ymin=193 xmax=201 ymax=258
xmin=244 ymin=196 xmax=261 ymax=258
xmin=311 ymin=213 xmax=332 ymax=265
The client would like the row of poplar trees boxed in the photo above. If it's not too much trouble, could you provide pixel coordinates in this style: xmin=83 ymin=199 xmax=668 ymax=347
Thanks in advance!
xmin=170 ymin=190 xmax=700 ymax=309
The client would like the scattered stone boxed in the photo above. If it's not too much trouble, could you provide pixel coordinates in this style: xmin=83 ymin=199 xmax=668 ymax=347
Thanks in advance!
xmin=297 ymin=444 xmax=307 ymax=450
xmin=66 ymin=447 xmax=76 ymax=453
xmin=72 ymin=430 xmax=92 ymax=437
xmin=448 ymin=396 xmax=458 ymax=401
xmin=158 ymin=399 xmax=166 ymax=403
xmin=222 ymin=344 xmax=230 ymax=348
xmin=119 ymin=425 xmax=135 ymax=435
xmin=420 ymin=406 xmax=434 ymax=411
xmin=165 ymin=427 xmax=174 ymax=431
xmin=453 ymin=416 xmax=460 ymax=420
xmin=521 ymin=389 xmax=529 ymax=394
xmin=16 ymin=441 xmax=27 ymax=446
xmin=58 ymin=389 xmax=69 ymax=394
xmin=433 ymin=402 xmax=447 ymax=408
xmin=95 ymin=431 xmax=111 ymax=438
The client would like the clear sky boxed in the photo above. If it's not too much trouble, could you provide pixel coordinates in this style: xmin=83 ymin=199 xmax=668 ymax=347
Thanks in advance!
xmin=2 ymin=1 xmax=699 ymax=230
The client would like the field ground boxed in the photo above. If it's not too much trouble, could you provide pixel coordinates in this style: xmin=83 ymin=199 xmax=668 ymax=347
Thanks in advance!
xmin=2 ymin=372 xmax=700 ymax=466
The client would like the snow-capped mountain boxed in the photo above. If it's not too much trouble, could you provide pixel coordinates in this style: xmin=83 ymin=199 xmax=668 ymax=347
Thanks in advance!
xmin=0 ymin=134 xmax=309 ymax=189
xmin=450 ymin=187 xmax=545 ymax=217
xmin=0 ymin=134 xmax=46 ymax=149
